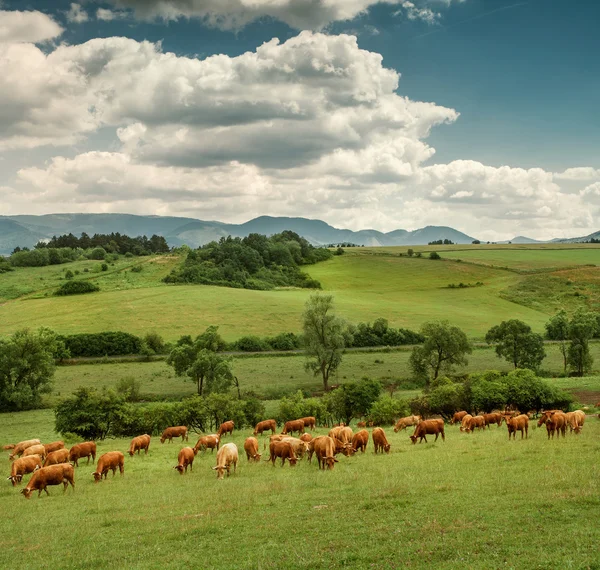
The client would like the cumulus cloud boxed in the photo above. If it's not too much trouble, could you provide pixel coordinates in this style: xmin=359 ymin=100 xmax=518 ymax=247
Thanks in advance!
xmin=66 ymin=3 xmax=89 ymax=23
xmin=0 ymin=10 xmax=63 ymax=43
xmin=96 ymin=8 xmax=128 ymax=21
xmin=398 ymin=1 xmax=440 ymax=24
xmin=555 ymin=167 xmax=600 ymax=181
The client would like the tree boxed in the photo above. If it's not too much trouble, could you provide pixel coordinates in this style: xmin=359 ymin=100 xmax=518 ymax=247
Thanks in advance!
xmin=409 ymin=321 xmax=471 ymax=386
xmin=0 ymin=327 xmax=67 ymax=412
xmin=545 ymin=311 xmax=570 ymax=375
xmin=567 ymin=310 xmax=596 ymax=376
xmin=303 ymin=294 xmax=352 ymax=391
xmin=427 ymin=377 xmax=465 ymax=419
xmin=485 ymin=320 xmax=545 ymax=371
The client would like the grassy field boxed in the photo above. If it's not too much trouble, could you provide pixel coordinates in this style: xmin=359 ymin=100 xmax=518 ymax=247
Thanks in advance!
xmin=1 ymin=409 xmax=599 ymax=569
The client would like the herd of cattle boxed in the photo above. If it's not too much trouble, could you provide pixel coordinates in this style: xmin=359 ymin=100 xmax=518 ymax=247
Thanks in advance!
xmin=3 ymin=408 xmax=590 ymax=498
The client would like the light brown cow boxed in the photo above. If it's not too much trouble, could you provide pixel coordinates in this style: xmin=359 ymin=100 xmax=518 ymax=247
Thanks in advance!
xmin=459 ymin=414 xmax=474 ymax=432
xmin=351 ymin=430 xmax=369 ymax=453
xmin=9 ymin=439 xmax=41 ymax=461
xmin=128 ymin=434 xmax=151 ymax=457
xmin=212 ymin=443 xmax=238 ymax=479
xmin=43 ymin=449 xmax=70 ymax=467
xmin=357 ymin=421 xmax=367 ymax=428
xmin=313 ymin=436 xmax=338 ymax=470
xmin=565 ymin=412 xmax=582 ymax=433
xmin=173 ymin=447 xmax=196 ymax=475
xmin=574 ymin=410 xmax=586 ymax=430
xmin=194 ymin=434 xmax=220 ymax=454
xmin=3 ymin=444 xmax=16 ymax=450
xmin=450 ymin=411 xmax=468 ymax=425
xmin=244 ymin=437 xmax=261 ymax=462
xmin=253 ymin=420 xmax=277 ymax=436
xmin=8 ymin=455 xmax=42 ymax=486
xmin=43 ymin=441 xmax=65 ymax=455
xmin=372 ymin=427 xmax=391 ymax=454
xmin=22 ymin=444 xmax=46 ymax=460
xmin=21 ymin=464 xmax=75 ymax=498
xmin=394 ymin=415 xmax=421 ymax=432
xmin=299 ymin=417 xmax=316 ymax=431
xmin=462 ymin=416 xmax=485 ymax=433
xmin=481 ymin=413 xmax=503 ymax=428
xmin=410 ymin=419 xmax=445 ymax=444
xmin=160 ymin=426 xmax=188 ymax=443
xmin=506 ymin=414 xmax=529 ymax=440
xmin=69 ymin=442 xmax=97 ymax=466
xmin=300 ymin=433 xmax=313 ymax=443
xmin=538 ymin=411 xmax=567 ymax=439
xmin=93 ymin=452 xmax=125 ymax=482
xmin=282 ymin=420 xmax=305 ymax=436
xmin=217 ymin=421 xmax=235 ymax=438
xmin=332 ymin=437 xmax=355 ymax=457
xmin=281 ymin=437 xmax=309 ymax=459
xmin=338 ymin=427 xmax=354 ymax=444
xmin=267 ymin=441 xmax=298 ymax=467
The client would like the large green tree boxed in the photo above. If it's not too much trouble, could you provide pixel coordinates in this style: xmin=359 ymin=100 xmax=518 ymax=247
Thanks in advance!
xmin=567 ymin=310 xmax=596 ymax=376
xmin=545 ymin=311 xmax=570 ymax=375
xmin=0 ymin=327 xmax=67 ymax=412
xmin=485 ymin=319 xmax=545 ymax=371
xmin=409 ymin=321 xmax=472 ymax=385
xmin=302 ymin=293 xmax=352 ymax=391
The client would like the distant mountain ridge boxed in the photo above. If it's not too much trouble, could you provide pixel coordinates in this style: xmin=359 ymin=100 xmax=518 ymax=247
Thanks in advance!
xmin=0 ymin=213 xmax=481 ymax=254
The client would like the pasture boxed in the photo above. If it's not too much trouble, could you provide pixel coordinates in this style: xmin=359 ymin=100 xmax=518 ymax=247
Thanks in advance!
xmin=1 ymin=410 xmax=599 ymax=569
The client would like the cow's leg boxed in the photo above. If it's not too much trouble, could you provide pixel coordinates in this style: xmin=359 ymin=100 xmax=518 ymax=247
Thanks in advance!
xmin=434 ymin=433 xmax=439 ymax=442
xmin=441 ymin=431 xmax=445 ymax=441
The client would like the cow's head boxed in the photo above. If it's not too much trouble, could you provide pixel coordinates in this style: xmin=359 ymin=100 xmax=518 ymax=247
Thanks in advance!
xmin=410 ymin=435 xmax=418 ymax=445
xmin=7 ymin=475 xmax=20 ymax=486
xmin=252 ymin=453 xmax=262 ymax=462
xmin=92 ymin=471 xmax=102 ymax=482
xmin=212 ymin=465 xmax=226 ymax=479
xmin=20 ymin=487 xmax=33 ymax=499
xmin=159 ymin=437 xmax=166 ymax=444
xmin=288 ymin=457 xmax=298 ymax=467
xmin=174 ymin=465 xmax=185 ymax=475
xmin=325 ymin=456 xmax=338 ymax=470
xmin=342 ymin=444 xmax=355 ymax=457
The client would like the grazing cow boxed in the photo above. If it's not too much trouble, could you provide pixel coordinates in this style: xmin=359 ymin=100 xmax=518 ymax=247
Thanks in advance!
xmin=332 ymin=437 xmax=355 ymax=457
xmin=450 ymin=411 xmax=468 ymax=425
xmin=506 ymin=414 xmax=529 ymax=440
xmin=372 ymin=428 xmax=391 ymax=454
xmin=93 ymin=452 xmax=125 ymax=482
xmin=128 ymin=434 xmax=151 ymax=457
xmin=351 ymin=430 xmax=369 ymax=453
xmin=459 ymin=414 xmax=474 ymax=433
xmin=481 ymin=413 xmax=503 ymax=428
xmin=267 ymin=441 xmax=298 ymax=467
xmin=299 ymin=417 xmax=316 ymax=431
xmin=7 ymin=455 xmax=42 ymax=486
xmin=173 ymin=447 xmax=196 ymax=475
xmin=357 ymin=421 xmax=366 ymax=428
xmin=281 ymin=437 xmax=309 ymax=459
xmin=462 ymin=416 xmax=485 ymax=433
xmin=69 ymin=442 xmax=97 ymax=467
xmin=565 ymin=412 xmax=582 ymax=433
xmin=282 ymin=420 xmax=305 ymax=436
xmin=3 ymin=444 xmax=16 ymax=451
xmin=217 ymin=421 xmax=235 ymax=438
xmin=253 ymin=420 xmax=277 ymax=436
xmin=300 ymin=433 xmax=313 ymax=443
xmin=244 ymin=437 xmax=261 ymax=462
xmin=410 ymin=419 xmax=445 ymax=444
xmin=9 ymin=439 xmax=41 ymax=461
xmin=313 ymin=436 xmax=338 ymax=470
xmin=212 ymin=443 xmax=238 ymax=480
xmin=538 ymin=411 xmax=567 ymax=439
xmin=43 ymin=449 xmax=70 ymax=467
xmin=21 ymin=464 xmax=75 ymax=498
xmin=43 ymin=441 xmax=65 ymax=455
xmin=338 ymin=427 xmax=354 ymax=444
xmin=160 ymin=426 xmax=188 ymax=444
xmin=22 ymin=444 xmax=47 ymax=460
xmin=194 ymin=434 xmax=220 ymax=454
xmin=574 ymin=410 xmax=586 ymax=429
xmin=394 ymin=415 xmax=421 ymax=433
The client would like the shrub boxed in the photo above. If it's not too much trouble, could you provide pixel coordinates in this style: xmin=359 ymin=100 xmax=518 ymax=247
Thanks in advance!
xmin=143 ymin=331 xmax=166 ymax=354
xmin=59 ymin=331 xmax=142 ymax=357
xmin=88 ymin=247 xmax=107 ymax=260
xmin=101 ymin=263 xmax=108 ymax=271
xmin=115 ymin=377 xmax=143 ymax=402
xmin=54 ymin=280 xmax=100 ymax=296
xmin=230 ymin=335 xmax=269 ymax=352
xmin=64 ymin=270 xmax=74 ymax=279
xmin=429 ymin=252 xmax=441 ymax=260
xmin=131 ymin=265 xmax=143 ymax=273
xmin=369 ymin=396 xmax=409 ymax=426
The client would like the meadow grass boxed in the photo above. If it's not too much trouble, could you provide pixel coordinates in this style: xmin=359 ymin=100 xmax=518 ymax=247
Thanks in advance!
xmin=1 ymin=409 xmax=599 ymax=569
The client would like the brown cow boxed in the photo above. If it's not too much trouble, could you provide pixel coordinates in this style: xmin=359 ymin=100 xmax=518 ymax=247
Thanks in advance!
xmin=244 ymin=437 xmax=261 ymax=462
xmin=194 ymin=434 xmax=220 ymax=454
xmin=69 ymin=442 xmax=97 ymax=466
xmin=394 ymin=415 xmax=421 ymax=432
xmin=332 ymin=437 xmax=355 ymax=457
xmin=338 ymin=427 xmax=353 ymax=444
xmin=9 ymin=439 xmax=41 ymax=461
xmin=212 ymin=443 xmax=238 ymax=479
xmin=43 ymin=441 xmax=65 ymax=455
xmin=462 ymin=416 xmax=485 ymax=433
xmin=21 ymin=464 xmax=75 ymax=498
xmin=372 ymin=428 xmax=391 ymax=454
xmin=538 ymin=411 xmax=567 ymax=439
xmin=410 ymin=419 xmax=445 ymax=444
xmin=3 ymin=444 xmax=16 ymax=450
xmin=253 ymin=420 xmax=277 ymax=436
xmin=281 ymin=437 xmax=309 ymax=459
xmin=450 ymin=411 xmax=468 ymax=425
xmin=459 ymin=414 xmax=473 ymax=432
xmin=267 ymin=441 xmax=298 ymax=467
xmin=574 ymin=410 xmax=586 ymax=430
xmin=173 ymin=447 xmax=196 ymax=475
xmin=506 ymin=414 xmax=529 ymax=440
xmin=160 ymin=426 xmax=188 ymax=443
xmin=217 ymin=421 xmax=235 ymax=438
xmin=351 ymin=430 xmax=369 ymax=453
xmin=43 ymin=449 xmax=70 ymax=467
xmin=128 ymin=434 xmax=151 ymax=457
xmin=300 ymin=433 xmax=313 ymax=443
xmin=313 ymin=436 xmax=338 ymax=470
xmin=564 ymin=412 xmax=581 ymax=433
xmin=8 ymin=455 xmax=42 ymax=486
xmin=299 ymin=417 xmax=316 ymax=431
xmin=22 ymin=444 xmax=47 ymax=460
xmin=282 ymin=420 xmax=305 ymax=436
xmin=481 ymin=413 xmax=503 ymax=428
xmin=93 ymin=452 xmax=125 ymax=482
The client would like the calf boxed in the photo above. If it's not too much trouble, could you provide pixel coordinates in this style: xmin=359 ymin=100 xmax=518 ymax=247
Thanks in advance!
xmin=394 ymin=415 xmax=420 ymax=433
xmin=173 ymin=447 xmax=196 ymax=475
xmin=43 ymin=441 xmax=65 ymax=455
xmin=212 ymin=443 xmax=238 ymax=479
xmin=194 ymin=434 xmax=220 ymax=454
xmin=21 ymin=464 xmax=75 ymax=498
xmin=450 ymin=411 xmax=468 ymax=425
xmin=372 ymin=428 xmax=391 ymax=454
xmin=160 ymin=426 xmax=188 ymax=443
xmin=9 ymin=439 xmax=41 ymax=461
xmin=217 ymin=421 xmax=235 ymax=438
xmin=8 ymin=455 xmax=42 ymax=486
xmin=244 ymin=437 xmax=261 ymax=462
xmin=282 ymin=420 xmax=304 ymax=436
xmin=22 ymin=444 xmax=47 ymax=461
xmin=299 ymin=417 xmax=316 ymax=431
xmin=267 ymin=441 xmax=298 ymax=467
xmin=253 ymin=420 xmax=277 ymax=436
xmin=410 ymin=419 xmax=445 ymax=444
xmin=506 ymin=414 xmax=529 ymax=440
xmin=43 ymin=449 xmax=70 ymax=467
xmin=93 ymin=452 xmax=125 ymax=482
xmin=313 ymin=436 xmax=338 ymax=470
xmin=128 ymin=434 xmax=151 ymax=457
xmin=69 ymin=442 xmax=97 ymax=466
xmin=351 ymin=430 xmax=369 ymax=453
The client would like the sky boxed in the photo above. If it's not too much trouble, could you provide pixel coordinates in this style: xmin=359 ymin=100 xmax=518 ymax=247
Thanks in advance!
xmin=0 ymin=0 xmax=598 ymax=241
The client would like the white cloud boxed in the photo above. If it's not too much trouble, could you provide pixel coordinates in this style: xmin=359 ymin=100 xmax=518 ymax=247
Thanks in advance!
xmin=0 ymin=10 xmax=63 ymax=43
xmin=399 ymin=1 xmax=440 ymax=24
xmin=96 ymin=8 xmax=128 ymax=21
xmin=555 ymin=167 xmax=600 ymax=181
xmin=66 ymin=3 xmax=89 ymax=23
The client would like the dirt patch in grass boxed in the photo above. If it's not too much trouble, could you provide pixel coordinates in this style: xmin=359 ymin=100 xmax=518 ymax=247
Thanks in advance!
xmin=570 ymin=390 xmax=600 ymax=405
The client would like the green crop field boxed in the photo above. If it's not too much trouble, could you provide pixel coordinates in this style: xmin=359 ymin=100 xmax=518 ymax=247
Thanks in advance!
xmin=1 ymin=409 xmax=599 ymax=569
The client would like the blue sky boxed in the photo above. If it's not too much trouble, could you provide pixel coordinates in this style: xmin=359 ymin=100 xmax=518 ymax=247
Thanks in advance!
xmin=0 ymin=0 xmax=598 ymax=240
